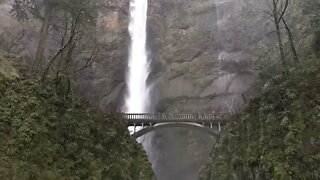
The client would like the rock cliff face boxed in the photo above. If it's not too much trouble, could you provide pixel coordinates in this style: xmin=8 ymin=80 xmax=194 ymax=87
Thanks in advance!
xmin=66 ymin=0 xmax=274 ymax=179
xmin=145 ymin=0 xmax=266 ymax=179
xmin=144 ymin=0 xmax=316 ymax=179
xmin=74 ymin=0 xmax=315 ymax=116
xmin=148 ymin=0 xmax=267 ymax=113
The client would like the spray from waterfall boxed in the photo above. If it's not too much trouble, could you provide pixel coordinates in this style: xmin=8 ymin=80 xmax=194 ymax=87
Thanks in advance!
xmin=124 ymin=0 xmax=150 ymax=113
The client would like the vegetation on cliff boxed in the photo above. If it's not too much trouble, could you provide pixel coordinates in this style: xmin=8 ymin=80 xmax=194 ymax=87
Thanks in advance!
xmin=0 ymin=55 xmax=153 ymax=179
xmin=200 ymin=2 xmax=320 ymax=179
xmin=200 ymin=59 xmax=320 ymax=180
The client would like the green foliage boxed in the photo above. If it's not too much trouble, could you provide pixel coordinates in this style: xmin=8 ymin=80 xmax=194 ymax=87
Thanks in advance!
xmin=200 ymin=60 xmax=320 ymax=180
xmin=0 ymin=73 xmax=153 ymax=179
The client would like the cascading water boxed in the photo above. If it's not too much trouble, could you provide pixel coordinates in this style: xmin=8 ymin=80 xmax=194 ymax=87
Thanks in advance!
xmin=215 ymin=0 xmax=241 ymax=113
xmin=124 ymin=0 xmax=150 ymax=113
xmin=124 ymin=0 xmax=153 ymax=172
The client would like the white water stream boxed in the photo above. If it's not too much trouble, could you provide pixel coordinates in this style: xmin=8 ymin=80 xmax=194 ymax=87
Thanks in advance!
xmin=124 ymin=0 xmax=150 ymax=114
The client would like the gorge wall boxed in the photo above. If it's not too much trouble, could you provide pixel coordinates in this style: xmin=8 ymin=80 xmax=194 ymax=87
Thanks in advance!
xmin=143 ymin=0 xmax=316 ymax=179
xmin=0 ymin=1 xmax=315 ymax=114
xmin=145 ymin=0 xmax=265 ymax=179
xmin=0 ymin=0 xmax=283 ymax=179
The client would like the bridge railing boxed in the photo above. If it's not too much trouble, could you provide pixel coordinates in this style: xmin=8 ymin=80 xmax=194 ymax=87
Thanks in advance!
xmin=119 ymin=113 xmax=229 ymax=121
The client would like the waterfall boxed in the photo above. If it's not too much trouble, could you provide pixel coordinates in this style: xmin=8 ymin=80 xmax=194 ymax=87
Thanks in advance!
xmin=215 ymin=0 xmax=248 ymax=113
xmin=124 ymin=0 xmax=150 ymax=113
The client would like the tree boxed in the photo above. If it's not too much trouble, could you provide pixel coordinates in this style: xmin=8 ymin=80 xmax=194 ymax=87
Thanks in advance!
xmin=32 ymin=0 xmax=56 ymax=76
xmin=269 ymin=0 xmax=286 ymax=66
xmin=11 ymin=0 xmax=57 ymax=76
xmin=281 ymin=16 xmax=299 ymax=62
xmin=264 ymin=0 xmax=299 ymax=66
xmin=42 ymin=0 xmax=103 ymax=76
xmin=11 ymin=0 xmax=119 ymax=78
xmin=37 ymin=0 xmax=111 ymax=103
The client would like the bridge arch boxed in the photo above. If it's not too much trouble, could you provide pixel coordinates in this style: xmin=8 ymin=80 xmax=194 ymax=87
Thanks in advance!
xmin=132 ymin=122 xmax=221 ymax=138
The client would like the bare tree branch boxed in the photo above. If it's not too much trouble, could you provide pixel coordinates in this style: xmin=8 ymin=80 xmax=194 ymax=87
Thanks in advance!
xmin=7 ymin=23 xmax=25 ymax=54
xmin=278 ymin=0 xmax=289 ymax=21
xmin=72 ymin=48 xmax=99 ymax=74
xmin=41 ymin=31 xmax=79 ymax=81
xmin=281 ymin=16 xmax=299 ymax=62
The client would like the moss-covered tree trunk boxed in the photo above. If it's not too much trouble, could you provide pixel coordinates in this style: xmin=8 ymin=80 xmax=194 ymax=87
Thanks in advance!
xmin=32 ymin=1 xmax=54 ymax=76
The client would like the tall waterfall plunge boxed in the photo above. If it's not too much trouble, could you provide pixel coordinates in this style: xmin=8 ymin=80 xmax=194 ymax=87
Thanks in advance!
xmin=124 ymin=0 xmax=150 ymax=113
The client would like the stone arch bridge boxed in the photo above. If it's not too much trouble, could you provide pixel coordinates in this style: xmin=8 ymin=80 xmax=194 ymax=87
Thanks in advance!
xmin=120 ymin=113 xmax=230 ymax=138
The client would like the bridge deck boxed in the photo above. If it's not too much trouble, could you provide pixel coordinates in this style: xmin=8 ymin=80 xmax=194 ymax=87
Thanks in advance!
xmin=120 ymin=113 xmax=230 ymax=126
